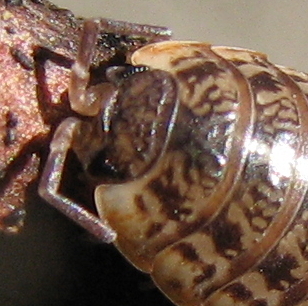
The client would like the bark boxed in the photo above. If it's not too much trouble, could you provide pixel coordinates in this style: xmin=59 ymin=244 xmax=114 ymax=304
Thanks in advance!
xmin=0 ymin=0 xmax=169 ymax=233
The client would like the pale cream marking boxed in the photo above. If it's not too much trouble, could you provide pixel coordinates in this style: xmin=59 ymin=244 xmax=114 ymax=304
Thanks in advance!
xmin=277 ymin=224 xmax=308 ymax=280
xmin=252 ymin=217 xmax=268 ymax=230
xmin=263 ymin=103 xmax=280 ymax=117
xmin=281 ymin=98 xmax=296 ymax=109
xmin=257 ymin=182 xmax=284 ymax=203
xmin=272 ymin=119 xmax=297 ymax=131
xmin=235 ymin=64 xmax=270 ymax=78
xmin=131 ymin=41 xmax=212 ymax=73
xmin=213 ymin=100 xmax=237 ymax=113
xmin=263 ymin=124 xmax=275 ymax=134
xmin=212 ymin=46 xmax=268 ymax=62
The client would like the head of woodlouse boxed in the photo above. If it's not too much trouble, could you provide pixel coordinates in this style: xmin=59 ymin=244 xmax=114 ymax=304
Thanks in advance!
xmin=90 ymin=41 xmax=308 ymax=306
xmin=85 ymin=64 xmax=178 ymax=184
xmin=88 ymin=41 xmax=228 ymax=184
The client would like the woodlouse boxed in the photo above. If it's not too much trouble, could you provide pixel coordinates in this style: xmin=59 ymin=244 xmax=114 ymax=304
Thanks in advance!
xmin=38 ymin=18 xmax=308 ymax=306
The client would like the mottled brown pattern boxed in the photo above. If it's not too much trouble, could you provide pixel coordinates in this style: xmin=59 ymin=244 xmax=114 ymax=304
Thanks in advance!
xmin=12 ymin=7 xmax=308 ymax=303
xmin=151 ymin=53 xmax=304 ymax=300
xmin=96 ymin=42 xmax=308 ymax=306
xmin=176 ymin=62 xmax=225 ymax=99
xmin=104 ymin=69 xmax=178 ymax=178
xmin=100 ymin=43 xmax=258 ymax=277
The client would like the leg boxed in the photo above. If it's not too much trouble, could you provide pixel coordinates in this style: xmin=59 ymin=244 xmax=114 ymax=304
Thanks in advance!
xmin=69 ymin=20 xmax=116 ymax=116
xmin=69 ymin=18 xmax=171 ymax=117
xmin=38 ymin=117 xmax=116 ymax=243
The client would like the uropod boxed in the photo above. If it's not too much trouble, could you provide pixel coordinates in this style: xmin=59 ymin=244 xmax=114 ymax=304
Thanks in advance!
xmin=39 ymin=19 xmax=308 ymax=306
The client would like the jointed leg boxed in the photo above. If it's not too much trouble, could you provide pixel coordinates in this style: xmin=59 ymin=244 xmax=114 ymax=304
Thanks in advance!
xmin=69 ymin=18 xmax=170 ymax=117
xmin=43 ymin=16 xmax=170 ymax=241
xmin=38 ymin=117 xmax=116 ymax=243
xmin=69 ymin=20 xmax=110 ymax=116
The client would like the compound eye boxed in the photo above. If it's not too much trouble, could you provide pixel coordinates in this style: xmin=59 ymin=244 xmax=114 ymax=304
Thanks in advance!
xmin=106 ymin=65 xmax=148 ymax=84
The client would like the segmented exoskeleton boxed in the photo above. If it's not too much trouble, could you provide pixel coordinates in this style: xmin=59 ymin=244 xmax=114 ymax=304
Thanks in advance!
xmin=39 ymin=20 xmax=308 ymax=306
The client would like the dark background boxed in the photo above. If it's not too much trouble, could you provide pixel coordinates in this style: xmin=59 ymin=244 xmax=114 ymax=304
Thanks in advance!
xmin=0 ymin=188 xmax=173 ymax=306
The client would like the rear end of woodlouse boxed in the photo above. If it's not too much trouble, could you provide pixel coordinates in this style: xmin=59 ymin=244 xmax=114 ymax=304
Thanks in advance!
xmin=39 ymin=21 xmax=308 ymax=306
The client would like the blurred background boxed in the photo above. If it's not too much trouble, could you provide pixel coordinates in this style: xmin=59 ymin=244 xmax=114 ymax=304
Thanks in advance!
xmin=52 ymin=0 xmax=308 ymax=71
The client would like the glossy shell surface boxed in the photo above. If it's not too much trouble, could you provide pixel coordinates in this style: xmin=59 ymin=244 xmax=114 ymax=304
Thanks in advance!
xmin=95 ymin=41 xmax=308 ymax=306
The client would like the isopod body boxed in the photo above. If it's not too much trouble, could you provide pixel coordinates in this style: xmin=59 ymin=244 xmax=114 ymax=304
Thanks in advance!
xmin=39 ymin=23 xmax=308 ymax=306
